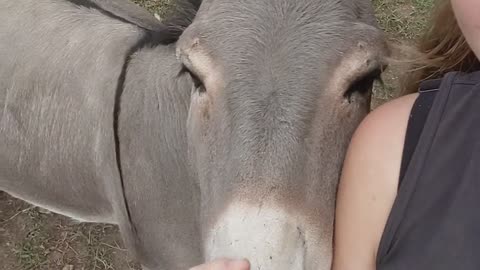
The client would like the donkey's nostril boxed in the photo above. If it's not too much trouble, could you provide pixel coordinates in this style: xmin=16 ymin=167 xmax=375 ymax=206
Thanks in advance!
xmin=205 ymin=202 xmax=308 ymax=270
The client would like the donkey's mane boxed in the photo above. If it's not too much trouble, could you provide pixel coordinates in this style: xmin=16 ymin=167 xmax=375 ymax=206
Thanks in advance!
xmin=112 ymin=0 xmax=202 ymax=239
xmin=137 ymin=0 xmax=202 ymax=46
xmin=68 ymin=0 xmax=201 ymax=45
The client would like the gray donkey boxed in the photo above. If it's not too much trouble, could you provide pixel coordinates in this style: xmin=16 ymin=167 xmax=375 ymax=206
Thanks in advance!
xmin=0 ymin=0 xmax=389 ymax=269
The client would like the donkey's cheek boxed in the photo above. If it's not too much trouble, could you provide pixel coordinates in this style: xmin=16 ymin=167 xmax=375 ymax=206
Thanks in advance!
xmin=188 ymin=93 xmax=213 ymax=142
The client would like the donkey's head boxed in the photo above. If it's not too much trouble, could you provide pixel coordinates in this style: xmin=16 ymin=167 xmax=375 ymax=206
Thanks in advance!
xmin=174 ymin=0 xmax=388 ymax=269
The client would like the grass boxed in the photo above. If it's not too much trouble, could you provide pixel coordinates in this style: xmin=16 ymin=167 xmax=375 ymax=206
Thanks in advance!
xmin=14 ymin=228 xmax=49 ymax=269
xmin=0 ymin=194 xmax=140 ymax=270
xmin=12 ymin=209 xmax=49 ymax=270
xmin=83 ymin=225 xmax=116 ymax=270
xmin=131 ymin=0 xmax=173 ymax=18
xmin=371 ymin=0 xmax=435 ymax=106
xmin=373 ymin=0 xmax=435 ymax=41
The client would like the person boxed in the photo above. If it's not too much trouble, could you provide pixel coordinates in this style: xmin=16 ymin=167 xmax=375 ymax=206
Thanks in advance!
xmin=334 ymin=0 xmax=480 ymax=269
xmin=194 ymin=0 xmax=480 ymax=269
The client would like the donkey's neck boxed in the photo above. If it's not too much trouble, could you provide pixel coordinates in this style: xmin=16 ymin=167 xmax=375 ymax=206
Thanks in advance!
xmin=117 ymin=44 xmax=203 ymax=269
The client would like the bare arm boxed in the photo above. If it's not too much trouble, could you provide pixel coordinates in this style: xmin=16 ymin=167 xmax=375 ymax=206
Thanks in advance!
xmin=332 ymin=94 xmax=418 ymax=270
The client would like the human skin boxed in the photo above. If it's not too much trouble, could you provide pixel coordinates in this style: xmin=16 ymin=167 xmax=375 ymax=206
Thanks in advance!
xmin=332 ymin=0 xmax=480 ymax=269
xmin=189 ymin=259 xmax=250 ymax=270
xmin=451 ymin=0 xmax=480 ymax=59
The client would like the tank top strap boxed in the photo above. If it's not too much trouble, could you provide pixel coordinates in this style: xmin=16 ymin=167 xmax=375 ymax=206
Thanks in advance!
xmin=377 ymin=70 xmax=480 ymax=269
xmin=376 ymin=72 xmax=458 ymax=263
xmin=418 ymin=77 xmax=443 ymax=93
xmin=398 ymin=86 xmax=438 ymax=187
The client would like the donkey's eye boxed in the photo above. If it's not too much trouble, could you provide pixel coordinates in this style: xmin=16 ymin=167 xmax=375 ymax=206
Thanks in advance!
xmin=344 ymin=67 xmax=382 ymax=103
xmin=181 ymin=65 xmax=206 ymax=94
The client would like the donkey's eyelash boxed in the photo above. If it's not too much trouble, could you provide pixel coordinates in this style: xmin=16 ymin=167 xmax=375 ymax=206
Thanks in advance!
xmin=343 ymin=67 xmax=383 ymax=102
xmin=180 ymin=64 xmax=205 ymax=92
xmin=179 ymin=65 xmax=188 ymax=75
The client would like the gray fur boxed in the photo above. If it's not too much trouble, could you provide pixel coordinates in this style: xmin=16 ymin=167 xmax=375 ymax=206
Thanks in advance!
xmin=0 ymin=0 xmax=388 ymax=269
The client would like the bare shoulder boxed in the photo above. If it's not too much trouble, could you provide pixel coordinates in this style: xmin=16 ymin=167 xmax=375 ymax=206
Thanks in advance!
xmin=355 ymin=93 xmax=419 ymax=148
xmin=332 ymin=93 xmax=418 ymax=270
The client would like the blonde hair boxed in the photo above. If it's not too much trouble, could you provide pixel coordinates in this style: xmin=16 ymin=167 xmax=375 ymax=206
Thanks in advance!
xmin=402 ymin=0 xmax=480 ymax=94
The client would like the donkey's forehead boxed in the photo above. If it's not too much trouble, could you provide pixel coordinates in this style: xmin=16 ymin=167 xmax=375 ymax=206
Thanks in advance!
xmin=179 ymin=0 xmax=378 ymax=61
xmin=176 ymin=0 xmax=385 ymax=100
xmin=195 ymin=0 xmax=376 ymax=26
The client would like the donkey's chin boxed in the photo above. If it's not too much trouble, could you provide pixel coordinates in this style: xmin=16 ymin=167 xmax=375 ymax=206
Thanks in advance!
xmin=204 ymin=202 xmax=329 ymax=270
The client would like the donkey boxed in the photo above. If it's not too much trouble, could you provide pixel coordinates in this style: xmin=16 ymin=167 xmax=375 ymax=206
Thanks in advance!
xmin=0 ymin=0 xmax=388 ymax=269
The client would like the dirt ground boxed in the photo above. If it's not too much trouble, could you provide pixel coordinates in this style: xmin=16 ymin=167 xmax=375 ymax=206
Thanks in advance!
xmin=0 ymin=0 xmax=433 ymax=269
xmin=0 ymin=192 xmax=141 ymax=270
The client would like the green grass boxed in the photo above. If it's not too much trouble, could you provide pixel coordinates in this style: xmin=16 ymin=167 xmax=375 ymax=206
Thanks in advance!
xmin=373 ymin=0 xmax=435 ymax=40
xmin=371 ymin=0 xmax=434 ymax=106
xmin=15 ymin=237 xmax=49 ymax=269
xmin=131 ymin=0 xmax=173 ymax=18
xmin=13 ymin=210 xmax=49 ymax=270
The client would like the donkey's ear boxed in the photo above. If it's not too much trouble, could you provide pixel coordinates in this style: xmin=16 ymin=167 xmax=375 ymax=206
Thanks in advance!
xmin=115 ymin=45 xmax=202 ymax=269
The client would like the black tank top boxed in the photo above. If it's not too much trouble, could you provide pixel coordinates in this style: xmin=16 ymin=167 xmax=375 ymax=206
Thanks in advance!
xmin=377 ymin=71 xmax=480 ymax=269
